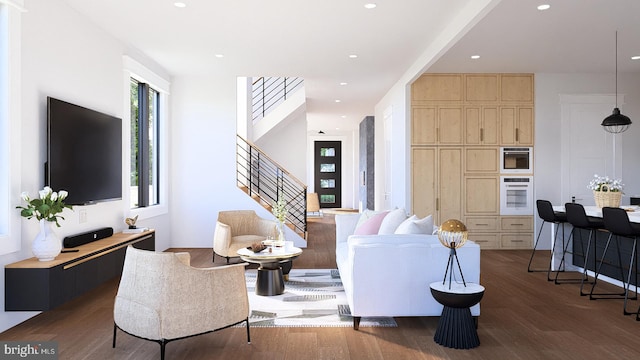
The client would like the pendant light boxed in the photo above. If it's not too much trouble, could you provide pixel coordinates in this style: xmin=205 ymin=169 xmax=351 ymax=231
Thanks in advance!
xmin=601 ymin=31 xmax=632 ymax=133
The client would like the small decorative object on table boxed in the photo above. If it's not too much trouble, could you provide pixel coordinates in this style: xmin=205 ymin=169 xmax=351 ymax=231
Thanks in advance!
xmin=125 ymin=215 xmax=139 ymax=229
xmin=16 ymin=187 xmax=73 ymax=261
xmin=589 ymin=174 xmax=623 ymax=208
xmin=272 ymin=197 xmax=288 ymax=247
xmin=250 ymin=242 xmax=267 ymax=253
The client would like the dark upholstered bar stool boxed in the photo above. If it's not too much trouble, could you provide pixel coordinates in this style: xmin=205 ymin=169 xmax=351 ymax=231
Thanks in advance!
xmin=562 ymin=203 xmax=603 ymax=293
xmin=529 ymin=200 xmax=568 ymax=281
xmin=599 ymin=207 xmax=639 ymax=315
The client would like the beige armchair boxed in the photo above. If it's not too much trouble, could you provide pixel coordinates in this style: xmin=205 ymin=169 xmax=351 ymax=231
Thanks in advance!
xmin=213 ymin=210 xmax=278 ymax=263
xmin=113 ymin=246 xmax=250 ymax=360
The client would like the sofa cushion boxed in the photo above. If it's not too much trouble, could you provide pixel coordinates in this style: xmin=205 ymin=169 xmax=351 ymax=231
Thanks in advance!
xmin=394 ymin=215 xmax=434 ymax=235
xmin=377 ymin=208 xmax=408 ymax=235
xmin=354 ymin=211 xmax=389 ymax=235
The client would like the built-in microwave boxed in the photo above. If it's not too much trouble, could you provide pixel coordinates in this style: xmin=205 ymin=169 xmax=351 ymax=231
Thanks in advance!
xmin=500 ymin=147 xmax=533 ymax=174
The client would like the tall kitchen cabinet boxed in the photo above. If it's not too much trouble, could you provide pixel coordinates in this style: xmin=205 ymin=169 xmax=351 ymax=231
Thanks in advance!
xmin=411 ymin=73 xmax=534 ymax=249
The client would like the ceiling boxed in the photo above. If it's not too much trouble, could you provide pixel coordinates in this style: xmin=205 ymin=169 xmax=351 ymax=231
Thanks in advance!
xmin=61 ymin=0 xmax=640 ymax=133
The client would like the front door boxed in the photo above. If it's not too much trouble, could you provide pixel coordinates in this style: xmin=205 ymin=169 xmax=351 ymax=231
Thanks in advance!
xmin=314 ymin=141 xmax=342 ymax=208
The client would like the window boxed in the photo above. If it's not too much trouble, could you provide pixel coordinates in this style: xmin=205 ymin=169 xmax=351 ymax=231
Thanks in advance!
xmin=0 ymin=0 xmax=24 ymax=255
xmin=124 ymin=56 xmax=170 ymax=218
xmin=130 ymin=79 xmax=160 ymax=208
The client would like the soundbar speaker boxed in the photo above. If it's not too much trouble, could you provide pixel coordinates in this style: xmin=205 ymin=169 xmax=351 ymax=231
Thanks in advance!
xmin=63 ymin=227 xmax=114 ymax=248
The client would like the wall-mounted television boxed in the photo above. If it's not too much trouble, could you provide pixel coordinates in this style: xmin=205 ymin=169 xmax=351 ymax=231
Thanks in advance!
xmin=46 ymin=97 xmax=122 ymax=205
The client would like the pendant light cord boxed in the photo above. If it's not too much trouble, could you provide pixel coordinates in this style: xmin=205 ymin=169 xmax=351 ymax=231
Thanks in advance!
xmin=615 ymin=31 xmax=618 ymax=108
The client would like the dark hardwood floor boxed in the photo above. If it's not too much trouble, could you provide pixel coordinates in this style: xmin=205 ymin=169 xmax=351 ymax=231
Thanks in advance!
xmin=2 ymin=214 xmax=640 ymax=359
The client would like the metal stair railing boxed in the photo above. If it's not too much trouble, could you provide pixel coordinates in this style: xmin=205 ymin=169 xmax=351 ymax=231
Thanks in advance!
xmin=252 ymin=77 xmax=304 ymax=122
xmin=236 ymin=135 xmax=307 ymax=237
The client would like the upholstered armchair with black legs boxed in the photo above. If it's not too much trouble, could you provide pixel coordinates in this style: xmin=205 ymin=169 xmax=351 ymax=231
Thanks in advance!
xmin=113 ymin=246 xmax=251 ymax=360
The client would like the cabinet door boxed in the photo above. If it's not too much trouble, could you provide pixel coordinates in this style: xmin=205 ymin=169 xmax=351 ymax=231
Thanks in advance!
xmin=517 ymin=107 xmax=534 ymax=145
xmin=412 ymin=107 xmax=436 ymax=145
xmin=438 ymin=148 xmax=463 ymax=224
xmin=500 ymin=106 xmax=534 ymax=145
xmin=500 ymin=74 xmax=534 ymax=103
xmin=465 ymin=176 xmax=499 ymax=214
xmin=411 ymin=74 xmax=463 ymax=102
xmin=465 ymin=148 xmax=498 ymax=173
xmin=465 ymin=106 xmax=481 ymax=144
xmin=465 ymin=74 xmax=499 ymax=102
xmin=438 ymin=106 xmax=463 ymax=145
xmin=482 ymin=107 xmax=499 ymax=145
xmin=412 ymin=147 xmax=437 ymax=219
xmin=500 ymin=107 xmax=516 ymax=145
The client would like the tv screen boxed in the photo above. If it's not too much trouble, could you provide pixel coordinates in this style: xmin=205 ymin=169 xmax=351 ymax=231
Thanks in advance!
xmin=46 ymin=97 xmax=122 ymax=205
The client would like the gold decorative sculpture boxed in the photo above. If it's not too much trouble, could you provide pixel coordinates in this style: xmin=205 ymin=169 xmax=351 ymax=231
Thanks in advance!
xmin=437 ymin=219 xmax=469 ymax=289
xmin=125 ymin=215 xmax=139 ymax=229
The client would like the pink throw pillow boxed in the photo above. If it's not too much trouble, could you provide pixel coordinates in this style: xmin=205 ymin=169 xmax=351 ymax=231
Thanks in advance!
xmin=354 ymin=211 xmax=389 ymax=235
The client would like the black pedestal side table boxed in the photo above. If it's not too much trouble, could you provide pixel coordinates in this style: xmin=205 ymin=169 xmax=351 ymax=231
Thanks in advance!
xmin=430 ymin=282 xmax=485 ymax=349
xmin=237 ymin=246 xmax=302 ymax=296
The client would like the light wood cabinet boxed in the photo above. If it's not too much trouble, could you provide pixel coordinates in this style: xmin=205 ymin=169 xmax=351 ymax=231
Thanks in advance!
xmin=500 ymin=106 xmax=534 ymax=146
xmin=500 ymin=216 xmax=533 ymax=249
xmin=412 ymin=147 xmax=462 ymax=224
xmin=411 ymin=74 xmax=463 ymax=103
xmin=465 ymin=106 xmax=499 ymax=145
xmin=464 ymin=148 xmax=499 ymax=173
xmin=412 ymin=106 xmax=463 ymax=145
xmin=464 ymin=176 xmax=499 ymax=215
xmin=500 ymin=74 xmax=534 ymax=103
xmin=465 ymin=74 xmax=499 ymax=102
xmin=410 ymin=73 xmax=534 ymax=250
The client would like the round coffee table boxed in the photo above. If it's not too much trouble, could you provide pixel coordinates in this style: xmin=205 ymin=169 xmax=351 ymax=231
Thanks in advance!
xmin=430 ymin=281 xmax=485 ymax=349
xmin=237 ymin=246 xmax=302 ymax=296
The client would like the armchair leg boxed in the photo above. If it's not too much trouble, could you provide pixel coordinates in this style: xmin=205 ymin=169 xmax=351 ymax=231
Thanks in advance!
xmin=160 ymin=340 xmax=167 ymax=360
xmin=246 ymin=318 xmax=251 ymax=344
xmin=353 ymin=317 xmax=361 ymax=330
xmin=112 ymin=323 xmax=117 ymax=348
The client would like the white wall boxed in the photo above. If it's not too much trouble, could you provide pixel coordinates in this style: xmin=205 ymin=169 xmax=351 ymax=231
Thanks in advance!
xmin=0 ymin=0 xmax=171 ymax=332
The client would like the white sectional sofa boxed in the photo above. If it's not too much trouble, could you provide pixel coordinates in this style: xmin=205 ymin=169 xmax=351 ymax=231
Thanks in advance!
xmin=335 ymin=212 xmax=481 ymax=329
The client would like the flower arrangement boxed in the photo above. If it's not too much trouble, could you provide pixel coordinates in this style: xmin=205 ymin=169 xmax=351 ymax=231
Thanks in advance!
xmin=272 ymin=198 xmax=288 ymax=223
xmin=588 ymin=174 xmax=624 ymax=193
xmin=17 ymin=186 xmax=73 ymax=227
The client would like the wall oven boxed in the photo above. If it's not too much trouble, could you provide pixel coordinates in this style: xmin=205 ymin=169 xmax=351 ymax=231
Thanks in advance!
xmin=500 ymin=176 xmax=534 ymax=215
xmin=500 ymin=147 xmax=533 ymax=174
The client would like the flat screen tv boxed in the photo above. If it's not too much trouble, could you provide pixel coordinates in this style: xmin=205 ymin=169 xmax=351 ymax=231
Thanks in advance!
xmin=46 ymin=97 xmax=122 ymax=205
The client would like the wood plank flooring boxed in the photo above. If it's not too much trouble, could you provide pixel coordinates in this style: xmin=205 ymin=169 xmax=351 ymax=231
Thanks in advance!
xmin=2 ymin=214 xmax=640 ymax=359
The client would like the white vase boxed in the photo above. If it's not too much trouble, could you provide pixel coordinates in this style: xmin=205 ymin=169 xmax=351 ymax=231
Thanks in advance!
xmin=32 ymin=219 xmax=62 ymax=261
xmin=275 ymin=221 xmax=286 ymax=247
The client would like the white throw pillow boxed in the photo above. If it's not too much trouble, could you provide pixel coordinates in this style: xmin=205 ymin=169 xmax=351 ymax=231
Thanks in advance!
xmin=378 ymin=208 xmax=408 ymax=235
xmin=394 ymin=214 xmax=434 ymax=235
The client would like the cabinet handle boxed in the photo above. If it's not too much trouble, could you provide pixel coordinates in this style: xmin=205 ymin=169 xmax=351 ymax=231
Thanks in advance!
xmin=516 ymin=128 xmax=519 ymax=142
xmin=476 ymin=223 xmax=489 ymax=226
xmin=511 ymin=223 xmax=524 ymax=226
xmin=480 ymin=128 xmax=484 ymax=142
xmin=436 ymin=128 xmax=440 ymax=142
xmin=436 ymin=198 xmax=439 ymax=211
xmin=512 ymin=239 xmax=524 ymax=243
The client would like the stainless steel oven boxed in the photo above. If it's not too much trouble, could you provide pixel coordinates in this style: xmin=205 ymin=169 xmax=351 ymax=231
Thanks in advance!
xmin=500 ymin=147 xmax=533 ymax=174
xmin=500 ymin=176 xmax=534 ymax=215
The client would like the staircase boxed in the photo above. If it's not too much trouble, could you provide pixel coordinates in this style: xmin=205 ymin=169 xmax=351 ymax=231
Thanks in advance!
xmin=236 ymin=135 xmax=308 ymax=239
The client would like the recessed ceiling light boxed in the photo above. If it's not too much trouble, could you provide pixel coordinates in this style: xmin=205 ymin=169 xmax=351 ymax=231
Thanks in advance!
xmin=341 ymin=115 xmax=347 ymax=118
xmin=470 ymin=55 xmax=480 ymax=59
xmin=348 ymin=54 xmax=358 ymax=59
xmin=215 ymin=54 xmax=224 ymax=58
xmin=632 ymin=56 xmax=640 ymax=60
xmin=364 ymin=3 xmax=377 ymax=9
xmin=340 ymin=82 xmax=348 ymax=86
xmin=174 ymin=2 xmax=187 ymax=8
xmin=335 ymin=99 xmax=341 ymax=103
xmin=537 ymin=4 xmax=550 ymax=10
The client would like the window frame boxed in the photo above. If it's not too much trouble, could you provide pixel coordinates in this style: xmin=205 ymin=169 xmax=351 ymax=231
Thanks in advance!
xmin=123 ymin=56 xmax=170 ymax=220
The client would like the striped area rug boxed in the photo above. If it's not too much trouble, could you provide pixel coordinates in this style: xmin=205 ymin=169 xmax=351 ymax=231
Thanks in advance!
xmin=240 ymin=269 xmax=397 ymax=328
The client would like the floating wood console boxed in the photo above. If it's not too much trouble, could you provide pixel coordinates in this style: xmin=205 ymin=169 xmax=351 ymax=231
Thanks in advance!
xmin=4 ymin=230 xmax=155 ymax=311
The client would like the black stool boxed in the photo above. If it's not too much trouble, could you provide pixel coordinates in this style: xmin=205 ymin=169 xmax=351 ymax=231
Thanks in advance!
xmin=599 ymin=207 xmax=639 ymax=315
xmin=528 ymin=200 xmax=568 ymax=281
xmin=562 ymin=203 xmax=603 ymax=293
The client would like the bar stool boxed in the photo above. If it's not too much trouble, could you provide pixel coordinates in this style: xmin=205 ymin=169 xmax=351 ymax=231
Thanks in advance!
xmin=562 ymin=203 xmax=603 ymax=293
xmin=528 ymin=200 xmax=568 ymax=281
xmin=599 ymin=207 xmax=639 ymax=315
